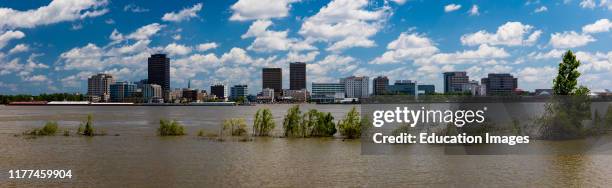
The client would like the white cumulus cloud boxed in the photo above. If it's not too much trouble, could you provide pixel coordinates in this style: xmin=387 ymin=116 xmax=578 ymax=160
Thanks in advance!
xmin=229 ymin=0 xmax=300 ymax=21
xmin=8 ymin=44 xmax=29 ymax=54
xmin=0 ymin=30 xmax=25 ymax=49
xmin=582 ymin=18 xmax=612 ymax=33
xmin=371 ymin=32 xmax=439 ymax=64
xmin=534 ymin=6 xmax=548 ymax=13
xmin=460 ymin=22 xmax=542 ymax=46
xmin=242 ymin=20 xmax=315 ymax=52
xmin=549 ymin=31 xmax=595 ymax=48
xmin=299 ymin=0 xmax=391 ymax=52
xmin=196 ymin=42 xmax=219 ymax=52
xmin=0 ymin=0 xmax=108 ymax=30
xmin=162 ymin=3 xmax=203 ymax=22
xmin=444 ymin=4 xmax=462 ymax=12
xmin=164 ymin=43 xmax=192 ymax=56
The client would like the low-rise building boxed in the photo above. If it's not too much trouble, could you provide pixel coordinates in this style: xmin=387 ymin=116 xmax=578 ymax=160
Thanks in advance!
xmin=387 ymin=80 xmax=416 ymax=95
xmin=282 ymin=89 xmax=308 ymax=102
xmin=311 ymin=82 xmax=345 ymax=103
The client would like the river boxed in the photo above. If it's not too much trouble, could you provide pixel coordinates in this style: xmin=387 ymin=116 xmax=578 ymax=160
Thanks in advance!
xmin=1 ymin=104 xmax=612 ymax=187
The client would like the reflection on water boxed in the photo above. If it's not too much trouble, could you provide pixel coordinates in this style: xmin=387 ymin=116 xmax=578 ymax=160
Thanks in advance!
xmin=0 ymin=105 xmax=611 ymax=187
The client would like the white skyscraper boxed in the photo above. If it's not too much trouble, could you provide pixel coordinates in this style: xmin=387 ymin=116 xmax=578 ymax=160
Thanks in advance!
xmin=340 ymin=76 xmax=369 ymax=98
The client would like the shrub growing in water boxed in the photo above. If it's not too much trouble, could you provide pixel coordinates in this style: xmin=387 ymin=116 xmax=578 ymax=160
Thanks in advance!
xmin=283 ymin=105 xmax=302 ymax=137
xmin=305 ymin=110 xmax=336 ymax=137
xmin=253 ymin=108 xmax=275 ymax=136
xmin=83 ymin=115 xmax=94 ymax=136
xmin=24 ymin=121 xmax=59 ymax=136
xmin=338 ymin=107 xmax=361 ymax=139
xmin=158 ymin=119 xmax=185 ymax=136
xmin=223 ymin=118 xmax=248 ymax=136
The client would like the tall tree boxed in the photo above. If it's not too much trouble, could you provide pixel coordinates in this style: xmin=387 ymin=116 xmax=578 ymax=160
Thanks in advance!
xmin=553 ymin=50 xmax=589 ymax=95
xmin=283 ymin=105 xmax=302 ymax=137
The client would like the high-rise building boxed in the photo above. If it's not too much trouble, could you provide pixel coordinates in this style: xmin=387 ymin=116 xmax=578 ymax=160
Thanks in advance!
xmin=210 ymin=84 xmax=228 ymax=100
xmin=87 ymin=73 xmax=114 ymax=102
xmin=289 ymin=62 xmax=306 ymax=90
xmin=417 ymin=85 xmax=435 ymax=95
xmin=311 ymin=83 xmax=345 ymax=103
xmin=142 ymin=84 xmax=162 ymax=103
xmin=148 ymin=54 xmax=170 ymax=93
xmin=341 ymin=76 xmax=369 ymax=98
xmin=387 ymin=80 xmax=416 ymax=95
xmin=373 ymin=76 xmax=389 ymax=95
xmin=135 ymin=79 xmax=148 ymax=89
xmin=443 ymin=72 xmax=469 ymax=93
xmin=262 ymin=68 xmax=282 ymax=96
xmin=110 ymin=81 xmax=136 ymax=102
xmin=230 ymin=85 xmax=248 ymax=100
xmin=481 ymin=73 xmax=518 ymax=96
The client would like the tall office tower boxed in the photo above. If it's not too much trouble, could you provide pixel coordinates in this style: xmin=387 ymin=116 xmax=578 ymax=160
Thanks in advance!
xmin=87 ymin=73 xmax=115 ymax=102
xmin=230 ymin=85 xmax=248 ymax=100
xmin=340 ymin=76 xmax=369 ymax=98
xmin=210 ymin=84 xmax=228 ymax=100
xmin=481 ymin=73 xmax=518 ymax=96
xmin=148 ymin=54 xmax=170 ymax=92
xmin=373 ymin=76 xmax=389 ymax=95
xmin=289 ymin=62 xmax=306 ymax=90
xmin=262 ymin=68 xmax=282 ymax=96
xmin=443 ymin=72 xmax=469 ymax=93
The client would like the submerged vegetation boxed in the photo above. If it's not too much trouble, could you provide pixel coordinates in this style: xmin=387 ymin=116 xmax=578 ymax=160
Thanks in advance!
xmin=303 ymin=109 xmax=336 ymax=137
xmin=283 ymin=105 xmax=303 ymax=137
xmin=281 ymin=105 xmax=337 ymax=138
xmin=76 ymin=114 xmax=106 ymax=136
xmin=538 ymin=50 xmax=595 ymax=140
xmin=338 ymin=107 xmax=362 ymax=139
xmin=24 ymin=121 xmax=59 ymax=136
xmin=253 ymin=108 xmax=275 ymax=136
xmin=219 ymin=118 xmax=250 ymax=141
xmin=223 ymin=118 xmax=248 ymax=136
xmin=158 ymin=119 xmax=185 ymax=136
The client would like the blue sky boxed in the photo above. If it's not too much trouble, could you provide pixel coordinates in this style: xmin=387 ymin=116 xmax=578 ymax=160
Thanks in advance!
xmin=0 ymin=0 xmax=610 ymax=95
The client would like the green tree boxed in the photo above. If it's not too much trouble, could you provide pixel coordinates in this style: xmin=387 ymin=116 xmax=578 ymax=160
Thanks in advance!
xmin=253 ymin=108 xmax=275 ymax=136
xmin=283 ymin=105 xmax=302 ymax=137
xmin=338 ymin=107 xmax=361 ymax=139
xmin=539 ymin=50 xmax=593 ymax=139
xmin=312 ymin=111 xmax=336 ymax=137
xmin=300 ymin=109 xmax=319 ymax=137
xmin=553 ymin=50 xmax=590 ymax=96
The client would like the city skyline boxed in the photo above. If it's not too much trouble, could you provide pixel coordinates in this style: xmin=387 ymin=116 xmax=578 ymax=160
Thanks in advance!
xmin=0 ymin=0 xmax=611 ymax=95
